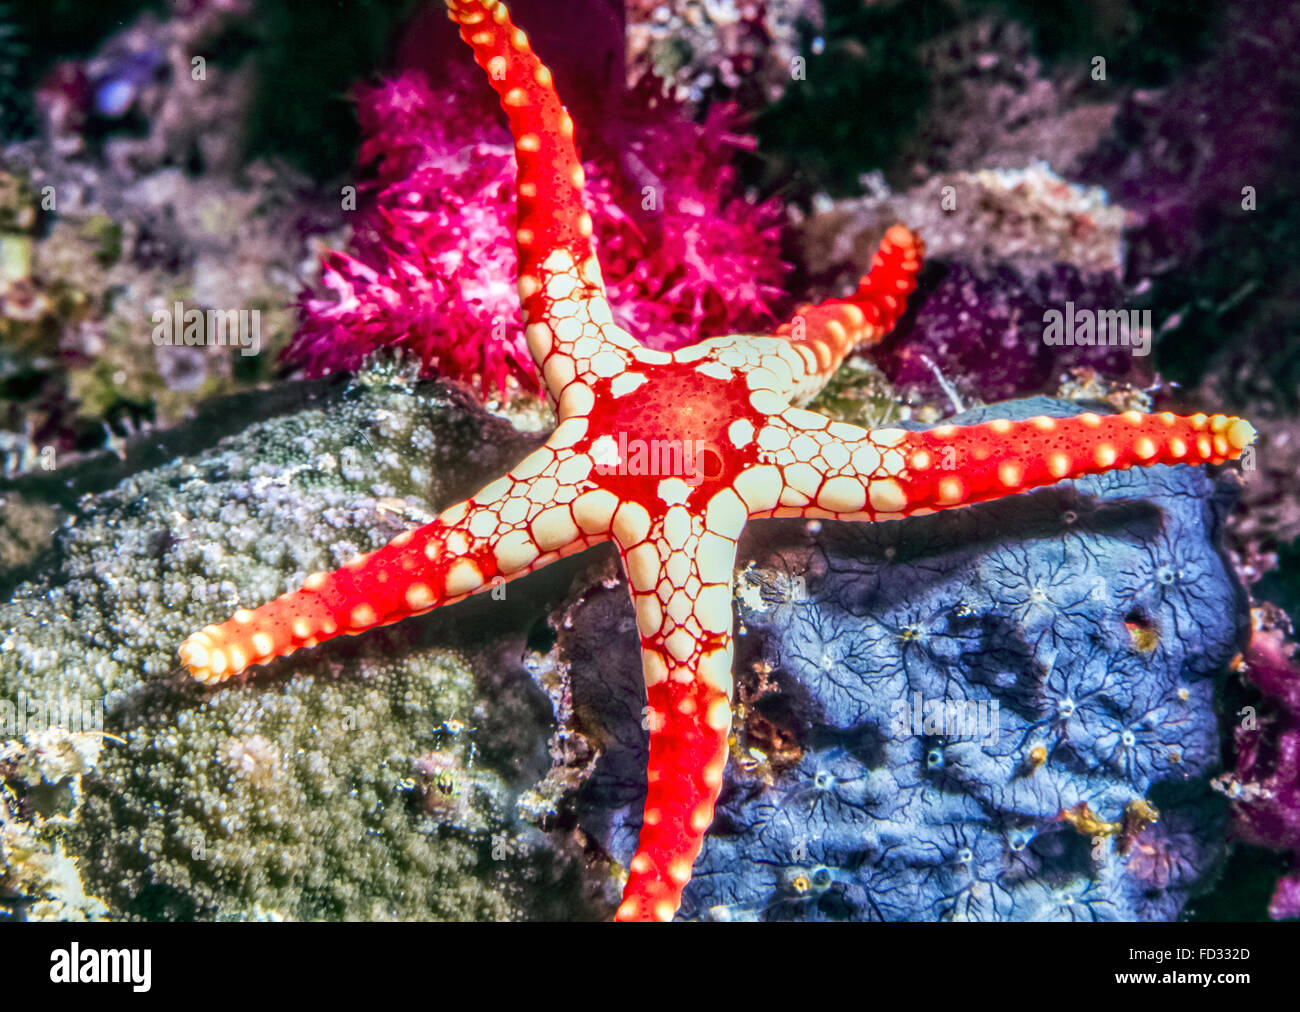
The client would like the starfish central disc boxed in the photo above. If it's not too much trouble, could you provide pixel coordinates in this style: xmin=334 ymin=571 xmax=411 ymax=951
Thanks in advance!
xmin=578 ymin=357 xmax=763 ymax=503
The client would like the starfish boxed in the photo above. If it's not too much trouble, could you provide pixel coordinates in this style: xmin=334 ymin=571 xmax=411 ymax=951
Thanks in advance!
xmin=178 ymin=0 xmax=1257 ymax=921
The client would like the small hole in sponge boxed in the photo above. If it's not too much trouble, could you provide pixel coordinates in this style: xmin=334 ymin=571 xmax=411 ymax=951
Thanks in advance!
xmin=1124 ymin=609 xmax=1160 ymax=652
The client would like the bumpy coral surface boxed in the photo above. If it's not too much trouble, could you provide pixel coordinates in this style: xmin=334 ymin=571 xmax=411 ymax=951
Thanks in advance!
xmin=0 ymin=371 xmax=608 ymax=920
xmin=626 ymin=0 xmax=823 ymax=106
xmin=568 ymin=397 xmax=1247 ymax=920
xmin=875 ymin=261 xmax=1150 ymax=409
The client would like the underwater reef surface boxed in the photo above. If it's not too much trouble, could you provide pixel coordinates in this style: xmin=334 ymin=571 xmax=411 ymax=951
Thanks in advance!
xmin=0 ymin=379 xmax=1250 ymax=921
xmin=0 ymin=369 xmax=614 ymax=920
xmin=566 ymin=396 xmax=1248 ymax=921
xmin=0 ymin=0 xmax=1295 ymax=921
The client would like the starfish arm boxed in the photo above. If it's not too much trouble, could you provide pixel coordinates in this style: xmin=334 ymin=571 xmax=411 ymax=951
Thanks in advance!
xmin=743 ymin=408 xmax=1258 ymax=521
xmin=446 ymin=0 xmax=643 ymax=402
xmin=773 ymin=224 xmax=924 ymax=403
xmin=178 ymin=443 xmax=613 ymax=684
xmin=692 ymin=225 xmax=924 ymax=407
xmin=611 ymin=512 xmax=741 ymax=921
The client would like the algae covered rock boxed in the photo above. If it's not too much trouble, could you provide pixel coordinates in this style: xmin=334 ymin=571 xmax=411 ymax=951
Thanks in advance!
xmin=0 ymin=366 xmax=610 ymax=920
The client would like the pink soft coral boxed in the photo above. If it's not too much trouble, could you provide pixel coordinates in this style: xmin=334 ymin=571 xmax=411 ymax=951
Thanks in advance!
xmin=290 ymin=70 xmax=789 ymax=399
xmin=593 ymin=84 xmax=790 ymax=345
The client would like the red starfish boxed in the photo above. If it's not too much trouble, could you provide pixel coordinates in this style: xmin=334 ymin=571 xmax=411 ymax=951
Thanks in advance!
xmin=178 ymin=0 xmax=1256 ymax=921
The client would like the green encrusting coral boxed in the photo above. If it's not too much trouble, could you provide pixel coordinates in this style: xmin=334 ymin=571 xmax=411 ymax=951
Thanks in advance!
xmin=0 ymin=365 xmax=611 ymax=920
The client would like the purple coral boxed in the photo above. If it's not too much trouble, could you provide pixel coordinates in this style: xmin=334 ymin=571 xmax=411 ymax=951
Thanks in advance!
xmin=874 ymin=261 xmax=1153 ymax=407
xmin=1078 ymin=0 xmax=1300 ymax=275
xmin=1226 ymin=620 xmax=1300 ymax=919
xmin=290 ymin=67 xmax=789 ymax=399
